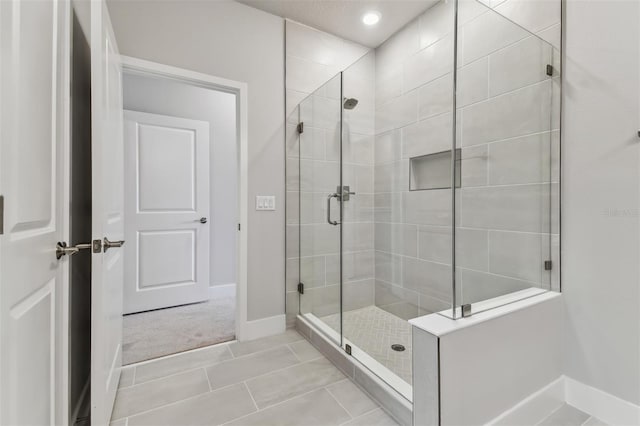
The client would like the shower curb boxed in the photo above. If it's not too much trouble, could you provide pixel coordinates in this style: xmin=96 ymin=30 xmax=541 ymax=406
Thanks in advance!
xmin=296 ymin=315 xmax=412 ymax=426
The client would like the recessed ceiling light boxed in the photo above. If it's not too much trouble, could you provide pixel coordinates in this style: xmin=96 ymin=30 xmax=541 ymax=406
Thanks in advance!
xmin=362 ymin=11 xmax=381 ymax=26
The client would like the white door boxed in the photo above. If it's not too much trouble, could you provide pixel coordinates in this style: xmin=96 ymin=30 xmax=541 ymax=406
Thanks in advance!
xmin=91 ymin=1 xmax=125 ymax=424
xmin=123 ymin=110 xmax=210 ymax=314
xmin=0 ymin=0 xmax=70 ymax=425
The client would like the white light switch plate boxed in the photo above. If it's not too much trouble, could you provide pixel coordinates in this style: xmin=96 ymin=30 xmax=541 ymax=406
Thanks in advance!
xmin=256 ymin=195 xmax=276 ymax=211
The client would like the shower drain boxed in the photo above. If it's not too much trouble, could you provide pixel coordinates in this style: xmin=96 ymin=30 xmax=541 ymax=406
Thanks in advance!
xmin=391 ymin=344 xmax=406 ymax=352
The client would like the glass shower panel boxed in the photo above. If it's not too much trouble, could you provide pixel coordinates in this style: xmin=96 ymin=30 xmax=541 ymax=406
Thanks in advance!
xmin=453 ymin=0 xmax=556 ymax=314
xmin=298 ymin=74 xmax=343 ymax=344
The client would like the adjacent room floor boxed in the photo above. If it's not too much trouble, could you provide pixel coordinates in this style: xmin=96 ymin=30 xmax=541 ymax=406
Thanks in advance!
xmin=321 ymin=306 xmax=413 ymax=385
xmin=122 ymin=296 xmax=236 ymax=365
xmin=111 ymin=329 xmax=398 ymax=426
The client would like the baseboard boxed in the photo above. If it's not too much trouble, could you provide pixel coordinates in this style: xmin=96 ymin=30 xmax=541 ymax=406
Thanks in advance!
xmin=209 ymin=283 xmax=236 ymax=299
xmin=565 ymin=376 xmax=640 ymax=426
xmin=242 ymin=314 xmax=286 ymax=341
xmin=488 ymin=376 xmax=565 ymax=425
xmin=488 ymin=376 xmax=640 ymax=426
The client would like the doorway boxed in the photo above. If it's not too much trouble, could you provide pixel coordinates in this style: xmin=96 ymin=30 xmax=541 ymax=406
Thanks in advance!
xmin=121 ymin=68 xmax=240 ymax=364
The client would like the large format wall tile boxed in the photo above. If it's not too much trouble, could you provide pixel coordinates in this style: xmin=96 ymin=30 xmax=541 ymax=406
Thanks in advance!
xmin=459 ymin=8 xmax=528 ymax=65
xmin=489 ymin=35 xmax=553 ymax=97
xmin=488 ymin=132 xmax=552 ymax=185
xmin=402 ymin=112 xmax=453 ymax=158
xmin=459 ymin=184 xmax=550 ymax=232
xmin=461 ymin=80 xmax=552 ymax=147
xmin=403 ymin=36 xmax=454 ymax=92
xmin=418 ymin=73 xmax=453 ymax=120
xmin=488 ymin=230 xmax=551 ymax=284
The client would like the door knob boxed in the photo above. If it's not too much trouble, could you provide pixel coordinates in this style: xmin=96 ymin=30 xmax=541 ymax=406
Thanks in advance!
xmin=56 ymin=241 xmax=91 ymax=260
xmin=103 ymin=237 xmax=125 ymax=252
xmin=199 ymin=217 xmax=207 ymax=224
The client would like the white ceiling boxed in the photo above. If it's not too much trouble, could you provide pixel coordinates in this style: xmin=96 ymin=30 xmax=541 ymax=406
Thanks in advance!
xmin=235 ymin=0 xmax=439 ymax=48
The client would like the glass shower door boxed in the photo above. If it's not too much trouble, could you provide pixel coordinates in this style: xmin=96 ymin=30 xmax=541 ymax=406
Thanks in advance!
xmin=298 ymin=74 xmax=343 ymax=345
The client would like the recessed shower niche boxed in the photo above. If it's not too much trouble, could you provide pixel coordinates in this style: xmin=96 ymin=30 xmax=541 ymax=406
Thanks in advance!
xmin=409 ymin=149 xmax=461 ymax=191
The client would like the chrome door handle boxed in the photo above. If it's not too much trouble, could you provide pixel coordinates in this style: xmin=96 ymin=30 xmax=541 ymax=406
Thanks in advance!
xmin=340 ymin=185 xmax=356 ymax=202
xmin=103 ymin=237 xmax=125 ymax=252
xmin=327 ymin=193 xmax=340 ymax=226
xmin=56 ymin=241 xmax=92 ymax=260
xmin=199 ymin=217 xmax=207 ymax=224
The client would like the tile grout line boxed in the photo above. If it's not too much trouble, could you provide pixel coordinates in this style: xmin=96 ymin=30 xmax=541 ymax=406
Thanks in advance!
xmin=203 ymin=367 xmax=213 ymax=392
xmin=221 ymin=383 xmax=343 ymax=426
xmin=121 ymin=380 xmax=251 ymax=422
xmin=242 ymin=381 xmax=260 ymax=412
xmin=134 ymin=338 xmax=304 ymax=386
xmin=338 ymin=407 xmax=385 ymax=426
xmin=324 ymin=384 xmax=356 ymax=420
xmin=285 ymin=343 xmax=302 ymax=362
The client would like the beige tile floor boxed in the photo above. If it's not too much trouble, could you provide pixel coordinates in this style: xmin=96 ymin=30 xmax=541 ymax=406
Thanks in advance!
xmin=111 ymin=329 xmax=399 ymax=426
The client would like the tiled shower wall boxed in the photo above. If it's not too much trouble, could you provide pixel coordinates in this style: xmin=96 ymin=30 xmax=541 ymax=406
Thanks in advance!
xmin=286 ymin=0 xmax=561 ymax=325
xmin=372 ymin=0 xmax=561 ymax=320
xmin=285 ymin=21 xmax=369 ymax=326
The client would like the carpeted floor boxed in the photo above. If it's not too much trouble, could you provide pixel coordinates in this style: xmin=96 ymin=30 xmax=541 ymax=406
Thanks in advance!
xmin=122 ymin=296 xmax=236 ymax=365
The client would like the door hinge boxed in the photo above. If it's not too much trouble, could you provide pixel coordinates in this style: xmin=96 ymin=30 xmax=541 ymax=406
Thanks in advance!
xmin=546 ymin=64 xmax=554 ymax=77
xmin=297 ymin=122 xmax=304 ymax=134
xmin=92 ymin=239 xmax=102 ymax=253
xmin=238 ymin=223 xmax=241 ymax=231
xmin=0 ymin=195 xmax=4 ymax=235
xmin=297 ymin=282 xmax=304 ymax=294
xmin=544 ymin=260 xmax=552 ymax=271
xmin=345 ymin=344 xmax=352 ymax=355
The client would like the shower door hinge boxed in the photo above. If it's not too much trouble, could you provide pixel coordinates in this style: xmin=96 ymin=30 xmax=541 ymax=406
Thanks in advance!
xmin=546 ymin=64 xmax=554 ymax=77
xmin=297 ymin=122 xmax=304 ymax=134
xmin=544 ymin=260 xmax=552 ymax=271
xmin=238 ymin=223 xmax=241 ymax=231
xmin=345 ymin=344 xmax=352 ymax=355
xmin=297 ymin=282 xmax=304 ymax=294
xmin=92 ymin=239 xmax=102 ymax=253
xmin=461 ymin=304 xmax=472 ymax=318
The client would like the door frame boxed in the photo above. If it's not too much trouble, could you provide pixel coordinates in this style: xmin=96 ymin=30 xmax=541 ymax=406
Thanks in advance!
xmin=119 ymin=55 xmax=249 ymax=340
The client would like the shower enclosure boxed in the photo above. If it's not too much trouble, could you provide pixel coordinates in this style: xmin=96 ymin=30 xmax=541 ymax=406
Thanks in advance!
xmin=286 ymin=0 xmax=560 ymax=402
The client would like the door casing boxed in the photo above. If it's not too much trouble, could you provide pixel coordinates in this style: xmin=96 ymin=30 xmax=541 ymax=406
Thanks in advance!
xmin=120 ymin=56 xmax=250 ymax=341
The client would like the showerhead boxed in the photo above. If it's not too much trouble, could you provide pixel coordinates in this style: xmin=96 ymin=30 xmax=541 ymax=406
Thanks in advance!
xmin=343 ymin=97 xmax=359 ymax=110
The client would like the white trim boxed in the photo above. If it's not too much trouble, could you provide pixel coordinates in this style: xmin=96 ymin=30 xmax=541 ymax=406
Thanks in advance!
xmin=125 ymin=337 xmax=237 ymax=368
xmin=243 ymin=314 xmax=286 ymax=341
xmin=565 ymin=376 xmax=640 ymax=426
xmin=119 ymin=56 xmax=250 ymax=341
xmin=487 ymin=376 xmax=640 ymax=426
xmin=488 ymin=377 xmax=565 ymax=425
xmin=59 ymin=1 xmax=72 ymax=424
xmin=209 ymin=283 xmax=236 ymax=299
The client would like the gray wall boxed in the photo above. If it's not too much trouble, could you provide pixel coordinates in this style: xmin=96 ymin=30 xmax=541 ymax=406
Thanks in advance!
xmin=123 ymin=73 xmax=238 ymax=287
xmin=563 ymin=0 xmax=640 ymax=405
xmin=108 ymin=0 xmax=285 ymax=321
